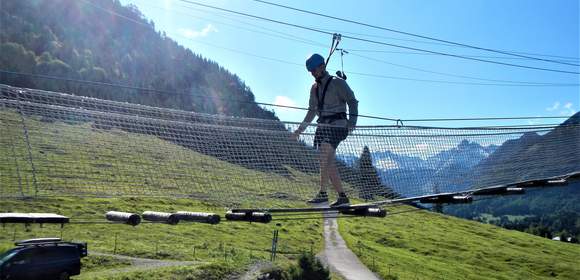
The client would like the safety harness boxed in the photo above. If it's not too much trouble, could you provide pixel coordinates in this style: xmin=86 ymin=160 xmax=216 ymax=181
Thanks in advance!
xmin=316 ymin=76 xmax=347 ymax=124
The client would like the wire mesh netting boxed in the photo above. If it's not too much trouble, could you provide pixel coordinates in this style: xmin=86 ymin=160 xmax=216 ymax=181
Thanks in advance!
xmin=1 ymin=84 xmax=579 ymax=207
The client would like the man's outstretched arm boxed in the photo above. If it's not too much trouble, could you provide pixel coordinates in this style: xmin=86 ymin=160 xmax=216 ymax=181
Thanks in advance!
xmin=292 ymin=109 xmax=316 ymax=140
xmin=292 ymin=85 xmax=318 ymax=140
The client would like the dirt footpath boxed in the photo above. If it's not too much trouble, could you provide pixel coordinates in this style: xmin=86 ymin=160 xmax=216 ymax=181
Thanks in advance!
xmin=319 ymin=213 xmax=382 ymax=280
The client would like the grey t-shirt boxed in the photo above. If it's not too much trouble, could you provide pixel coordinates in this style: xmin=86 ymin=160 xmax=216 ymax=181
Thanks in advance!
xmin=308 ymin=74 xmax=358 ymax=126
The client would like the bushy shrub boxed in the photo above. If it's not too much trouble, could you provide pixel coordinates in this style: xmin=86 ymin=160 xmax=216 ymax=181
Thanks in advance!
xmin=285 ymin=253 xmax=330 ymax=280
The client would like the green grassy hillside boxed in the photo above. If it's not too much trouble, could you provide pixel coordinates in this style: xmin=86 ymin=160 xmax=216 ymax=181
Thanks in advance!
xmin=339 ymin=206 xmax=580 ymax=280
xmin=0 ymin=110 xmax=326 ymax=278
xmin=0 ymin=109 xmax=321 ymax=203
xmin=0 ymin=197 xmax=324 ymax=279
xmin=2 ymin=110 xmax=579 ymax=279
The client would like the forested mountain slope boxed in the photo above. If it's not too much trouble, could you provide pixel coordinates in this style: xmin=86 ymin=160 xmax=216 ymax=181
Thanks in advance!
xmin=0 ymin=0 xmax=277 ymax=120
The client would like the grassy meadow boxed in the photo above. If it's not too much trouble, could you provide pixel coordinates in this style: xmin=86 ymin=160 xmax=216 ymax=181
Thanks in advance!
xmin=1 ymin=110 xmax=579 ymax=279
xmin=339 ymin=205 xmax=580 ymax=280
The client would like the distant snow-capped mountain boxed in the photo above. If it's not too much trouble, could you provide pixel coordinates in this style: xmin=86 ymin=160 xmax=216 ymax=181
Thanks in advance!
xmin=472 ymin=112 xmax=580 ymax=187
xmin=426 ymin=140 xmax=497 ymax=170
xmin=337 ymin=140 xmax=498 ymax=196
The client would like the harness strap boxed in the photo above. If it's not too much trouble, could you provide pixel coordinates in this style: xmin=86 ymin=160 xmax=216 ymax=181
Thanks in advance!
xmin=318 ymin=112 xmax=347 ymax=124
xmin=317 ymin=76 xmax=333 ymax=114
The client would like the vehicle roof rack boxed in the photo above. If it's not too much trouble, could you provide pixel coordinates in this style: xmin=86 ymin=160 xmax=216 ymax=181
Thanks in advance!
xmin=0 ymin=213 xmax=69 ymax=224
xmin=15 ymin=237 xmax=63 ymax=246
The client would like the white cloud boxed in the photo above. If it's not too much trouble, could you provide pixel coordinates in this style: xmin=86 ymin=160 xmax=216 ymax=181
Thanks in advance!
xmin=546 ymin=101 xmax=576 ymax=115
xmin=546 ymin=101 xmax=560 ymax=112
xmin=178 ymin=24 xmax=218 ymax=38
xmin=560 ymin=102 xmax=575 ymax=115
xmin=274 ymin=96 xmax=297 ymax=110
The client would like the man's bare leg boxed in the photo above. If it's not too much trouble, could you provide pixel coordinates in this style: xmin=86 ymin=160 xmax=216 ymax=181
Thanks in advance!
xmin=321 ymin=143 xmax=349 ymax=207
xmin=319 ymin=144 xmax=331 ymax=192
xmin=324 ymin=144 xmax=344 ymax=193
xmin=307 ymin=144 xmax=333 ymax=203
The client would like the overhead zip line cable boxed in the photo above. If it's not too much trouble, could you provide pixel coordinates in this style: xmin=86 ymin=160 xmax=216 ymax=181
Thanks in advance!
xmin=316 ymin=27 xmax=580 ymax=63
xmin=176 ymin=0 xmax=579 ymax=74
xmin=67 ymin=2 xmax=578 ymax=124
xmin=339 ymin=34 xmax=579 ymax=75
xmin=348 ymin=52 xmax=574 ymax=85
xmin=83 ymin=0 xmax=579 ymax=86
xmin=142 ymin=1 xmax=576 ymax=86
xmin=162 ymin=1 xmax=580 ymax=64
xmin=325 ymin=31 xmax=580 ymax=62
xmin=170 ymin=2 xmax=328 ymax=47
xmin=251 ymin=0 xmax=580 ymax=67
xmin=347 ymin=49 xmax=580 ymax=63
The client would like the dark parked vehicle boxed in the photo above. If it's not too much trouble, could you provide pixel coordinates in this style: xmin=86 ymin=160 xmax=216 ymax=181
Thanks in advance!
xmin=0 ymin=238 xmax=87 ymax=280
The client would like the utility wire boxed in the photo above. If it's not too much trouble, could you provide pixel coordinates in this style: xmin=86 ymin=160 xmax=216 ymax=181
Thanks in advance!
xmin=81 ymin=0 xmax=148 ymax=27
xmin=320 ymin=28 xmax=579 ymax=63
xmin=84 ymin=0 xmax=579 ymax=86
xmin=251 ymin=0 xmax=580 ymax=67
xmin=401 ymin=116 xmax=573 ymax=122
xmin=15 ymin=2 xmax=573 ymax=124
xmin=147 ymin=1 xmax=579 ymax=87
xmin=86 ymin=0 xmax=576 ymax=65
xmin=338 ymin=34 xmax=579 ymax=75
xmin=176 ymin=0 xmax=579 ymax=74
xmin=349 ymin=52 xmax=576 ymax=86
xmin=0 ymin=70 xmax=573 ymax=124
xmin=333 ymin=33 xmax=580 ymax=63
xmin=348 ymin=49 xmax=580 ymax=64
xmin=344 ymin=71 xmax=577 ymax=87
xmin=170 ymin=2 xmax=327 ymax=47
xmin=174 ymin=1 xmax=579 ymax=64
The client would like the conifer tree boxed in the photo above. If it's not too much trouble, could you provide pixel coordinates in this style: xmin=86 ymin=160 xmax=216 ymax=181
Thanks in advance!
xmin=358 ymin=146 xmax=383 ymax=200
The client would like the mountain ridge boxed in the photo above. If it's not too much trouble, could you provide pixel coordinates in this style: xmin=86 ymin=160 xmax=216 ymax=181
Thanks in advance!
xmin=447 ymin=112 xmax=580 ymax=239
xmin=0 ymin=0 xmax=277 ymax=120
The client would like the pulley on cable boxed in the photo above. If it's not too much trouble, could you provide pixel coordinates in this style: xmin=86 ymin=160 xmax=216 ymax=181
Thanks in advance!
xmin=325 ymin=33 xmax=348 ymax=80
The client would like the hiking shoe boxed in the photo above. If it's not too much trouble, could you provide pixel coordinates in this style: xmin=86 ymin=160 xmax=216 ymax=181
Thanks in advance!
xmin=307 ymin=192 xmax=328 ymax=203
xmin=330 ymin=196 xmax=350 ymax=208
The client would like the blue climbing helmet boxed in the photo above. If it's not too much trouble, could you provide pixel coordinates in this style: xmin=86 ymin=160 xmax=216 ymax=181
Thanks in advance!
xmin=305 ymin=53 xmax=325 ymax=72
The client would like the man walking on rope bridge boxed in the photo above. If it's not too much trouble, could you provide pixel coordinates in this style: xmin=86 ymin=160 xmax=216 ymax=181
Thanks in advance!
xmin=292 ymin=53 xmax=359 ymax=207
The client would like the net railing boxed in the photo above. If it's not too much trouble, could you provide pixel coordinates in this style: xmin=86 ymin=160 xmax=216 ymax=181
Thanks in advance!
xmin=1 ymin=85 xmax=578 ymax=207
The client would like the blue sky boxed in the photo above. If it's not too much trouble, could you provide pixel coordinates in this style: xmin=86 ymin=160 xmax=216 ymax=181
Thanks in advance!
xmin=118 ymin=0 xmax=579 ymax=127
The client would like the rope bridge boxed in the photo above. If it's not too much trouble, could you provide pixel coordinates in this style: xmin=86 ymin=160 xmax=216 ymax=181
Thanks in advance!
xmin=1 ymin=84 xmax=578 ymax=209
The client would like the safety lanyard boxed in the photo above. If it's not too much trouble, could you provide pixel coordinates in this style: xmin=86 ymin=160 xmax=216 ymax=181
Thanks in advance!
xmin=325 ymin=33 xmax=341 ymax=65
xmin=326 ymin=33 xmax=348 ymax=80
